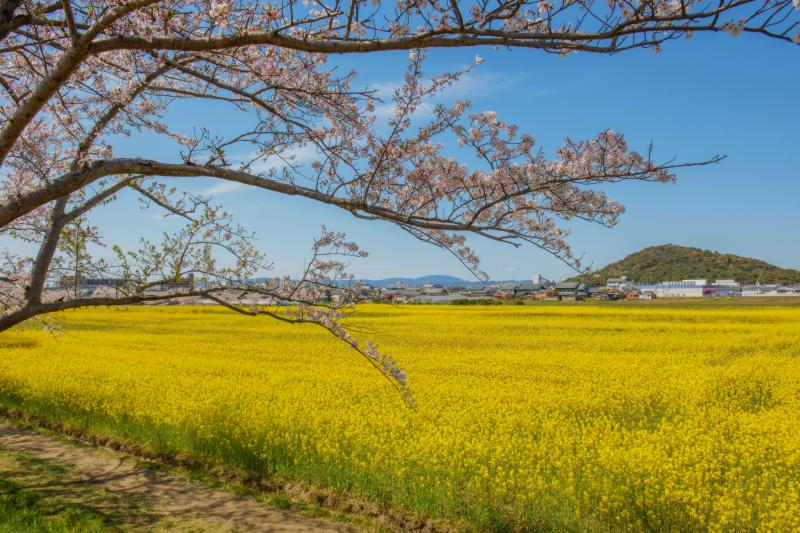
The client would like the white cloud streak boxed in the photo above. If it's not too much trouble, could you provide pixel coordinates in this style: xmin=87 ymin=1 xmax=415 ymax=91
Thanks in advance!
xmin=200 ymin=145 xmax=319 ymax=196
xmin=368 ymin=70 xmax=540 ymax=123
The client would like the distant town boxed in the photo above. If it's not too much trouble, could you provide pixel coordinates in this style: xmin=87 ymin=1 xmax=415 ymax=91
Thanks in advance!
xmin=367 ymin=275 xmax=800 ymax=303
xmin=47 ymin=243 xmax=800 ymax=305
xmin=58 ymin=274 xmax=800 ymax=305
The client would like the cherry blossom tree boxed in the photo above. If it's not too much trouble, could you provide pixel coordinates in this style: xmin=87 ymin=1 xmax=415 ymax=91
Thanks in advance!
xmin=0 ymin=0 xmax=797 ymax=404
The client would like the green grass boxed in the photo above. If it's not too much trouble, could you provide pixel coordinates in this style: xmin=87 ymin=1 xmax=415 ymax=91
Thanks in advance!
xmin=0 ymin=447 xmax=115 ymax=532
xmin=0 ymin=479 xmax=111 ymax=532
xmin=0 ymin=404 xmax=404 ymax=532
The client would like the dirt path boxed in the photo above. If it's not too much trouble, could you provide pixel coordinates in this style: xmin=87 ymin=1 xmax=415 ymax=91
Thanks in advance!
xmin=0 ymin=422 xmax=356 ymax=532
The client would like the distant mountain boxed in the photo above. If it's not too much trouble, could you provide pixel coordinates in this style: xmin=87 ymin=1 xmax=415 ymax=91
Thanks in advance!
xmin=249 ymin=274 xmax=524 ymax=288
xmin=355 ymin=275 xmax=481 ymax=288
xmin=571 ymin=244 xmax=800 ymax=285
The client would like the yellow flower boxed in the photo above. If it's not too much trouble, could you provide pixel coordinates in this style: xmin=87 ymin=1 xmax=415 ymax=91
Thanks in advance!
xmin=1 ymin=303 xmax=799 ymax=530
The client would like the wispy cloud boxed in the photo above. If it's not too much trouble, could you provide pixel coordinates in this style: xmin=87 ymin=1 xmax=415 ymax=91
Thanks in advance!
xmin=372 ymin=101 xmax=435 ymax=120
xmin=446 ymin=71 xmax=521 ymax=98
xmin=246 ymin=144 xmax=318 ymax=174
xmin=202 ymin=181 xmax=245 ymax=196
xmin=200 ymin=145 xmax=319 ymax=197
xmin=368 ymin=70 xmax=540 ymax=123
xmin=369 ymin=70 xmax=522 ymax=102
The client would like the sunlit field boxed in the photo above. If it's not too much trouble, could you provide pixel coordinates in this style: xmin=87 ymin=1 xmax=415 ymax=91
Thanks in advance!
xmin=1 ymin=303 xmax=800 ymax=531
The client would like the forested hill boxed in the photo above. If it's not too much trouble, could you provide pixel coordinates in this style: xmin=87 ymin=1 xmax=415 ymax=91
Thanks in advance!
xmin=572 ymin=244 xmax=800 ymax=285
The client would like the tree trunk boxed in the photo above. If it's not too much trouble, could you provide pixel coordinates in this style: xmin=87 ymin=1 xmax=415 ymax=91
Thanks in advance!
xmin=0 ymin=0 xmax=21 ymax=40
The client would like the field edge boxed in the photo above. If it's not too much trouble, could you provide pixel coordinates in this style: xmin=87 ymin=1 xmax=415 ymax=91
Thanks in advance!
xmin=0 ymin=398 xmax=461 ymax=533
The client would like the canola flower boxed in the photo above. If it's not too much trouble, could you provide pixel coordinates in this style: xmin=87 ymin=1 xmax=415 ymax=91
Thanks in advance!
xmin=1 ymin=303 xmax=800 ymax=530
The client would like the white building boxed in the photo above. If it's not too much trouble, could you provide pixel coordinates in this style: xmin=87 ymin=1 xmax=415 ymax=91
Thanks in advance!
xmin=606 ymin=275 xmax=634 ymax=292
xmin=639 ymin=279 xmax=740 ymax=298
xmin=741 ymin=284 xmax=800 ymax=297
xmin=655 ymin=281 xmax=706 ymax=298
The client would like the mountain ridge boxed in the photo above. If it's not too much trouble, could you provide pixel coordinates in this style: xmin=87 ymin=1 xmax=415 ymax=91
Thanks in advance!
xmin=353 ymin=275 xmax=492 ymax=288
xmin=253 ymin=246 xmax=799 ymax=287
xmin=571 ymin=244 xmax=800 ymax=285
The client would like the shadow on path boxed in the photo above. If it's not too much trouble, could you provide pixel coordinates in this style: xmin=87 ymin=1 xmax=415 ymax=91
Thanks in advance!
xmin=0 ymin=423 xmax=354 ymax=532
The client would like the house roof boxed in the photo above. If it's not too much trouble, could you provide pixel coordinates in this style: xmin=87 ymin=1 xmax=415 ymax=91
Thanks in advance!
xmin=421 ymin=287 xmax=447 ymax=295
xmin=385 ymin=288 xmax=422 ymax=296
xmin=463 ymin=286 xmax=497 ymax=295
xmin=516 ymin=282 xmax=547 ymax=291
xmin=555 ymin=282 xmax=581 ymax=290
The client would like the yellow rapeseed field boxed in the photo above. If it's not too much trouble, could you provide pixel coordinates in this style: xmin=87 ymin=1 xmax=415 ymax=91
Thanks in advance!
xmin=1 ymin=303 xmax=800 ymax=530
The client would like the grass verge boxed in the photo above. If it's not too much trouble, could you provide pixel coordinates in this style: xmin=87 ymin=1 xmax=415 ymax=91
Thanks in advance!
xmin=0 ymin=395 xmax=457 ymax=532
xmin=0 ymin=446 xmax=118 ymax=532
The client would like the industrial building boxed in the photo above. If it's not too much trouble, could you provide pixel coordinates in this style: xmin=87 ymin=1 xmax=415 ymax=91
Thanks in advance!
xmin=637 ymin=279 xmax=741 ymax=298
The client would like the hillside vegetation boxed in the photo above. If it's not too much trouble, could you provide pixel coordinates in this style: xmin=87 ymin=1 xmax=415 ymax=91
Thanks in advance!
xmin=574 ymin=244 xmax=800 ymax=284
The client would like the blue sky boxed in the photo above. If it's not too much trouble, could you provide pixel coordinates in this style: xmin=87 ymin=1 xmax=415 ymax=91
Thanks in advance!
xmin=77 ymin=33 xmax=800 ymax=281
